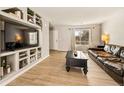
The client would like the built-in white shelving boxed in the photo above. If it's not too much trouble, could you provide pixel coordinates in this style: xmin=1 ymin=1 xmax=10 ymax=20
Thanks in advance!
xmin=19 ymin=56 xmax=28 ymax=61
xmin=0 ymin=9 xmax=41 ymax=29
xmin=0 ymin=46 xmax=42 ymax=84
xmin=0 ymin=7 xmax=43 ymax=85
xmin=0 ymin=51 xmax=16 ymax=57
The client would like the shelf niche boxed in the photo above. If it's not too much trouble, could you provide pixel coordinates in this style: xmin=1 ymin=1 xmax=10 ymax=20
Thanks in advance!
xmin=2 ymin=7 xmax=23 ymax=19
xmin=0 ymin=54 xmax=16 ymax=80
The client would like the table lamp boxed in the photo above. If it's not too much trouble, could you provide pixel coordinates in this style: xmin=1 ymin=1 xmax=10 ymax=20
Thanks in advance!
xmin=101 ymin=34 xmax=109 ymax=45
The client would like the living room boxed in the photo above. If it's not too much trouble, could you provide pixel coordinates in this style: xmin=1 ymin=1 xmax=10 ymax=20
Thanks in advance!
xmin=0 ymin=0 xmax=124 ymax=90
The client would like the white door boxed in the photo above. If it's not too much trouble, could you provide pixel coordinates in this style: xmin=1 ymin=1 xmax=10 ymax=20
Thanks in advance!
xmin=49 ymin=30 xmax=58 ymax=50
xmin=53 ymin=31 xmax=58 ymax=50
xmin=58 ymin=29 xmax=71 ymax=51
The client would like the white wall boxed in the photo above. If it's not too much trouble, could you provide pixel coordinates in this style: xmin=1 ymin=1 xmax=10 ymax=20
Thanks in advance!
xmin=41 ymin=18 xmax=49 ymax=58
xmin=50 ymin=24 xmax=101 ymax=51
xmin=49 ymin=25 xmax=71 ymax=51
xmin=102 ymin=10 xmax=124 ymax=45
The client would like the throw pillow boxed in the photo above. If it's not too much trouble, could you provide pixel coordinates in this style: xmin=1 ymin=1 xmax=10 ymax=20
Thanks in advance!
xmin=120 ymin=49 xmax=124 ymax=58
xmin=104 ymin=45 xmax=111 ymax=53
xmin=112 ymin=46 xmax=120 ymax=56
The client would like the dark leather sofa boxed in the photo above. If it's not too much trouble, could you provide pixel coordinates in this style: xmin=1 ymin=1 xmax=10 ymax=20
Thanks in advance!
xmin=88 ymin=44 xmax=124 ymax=85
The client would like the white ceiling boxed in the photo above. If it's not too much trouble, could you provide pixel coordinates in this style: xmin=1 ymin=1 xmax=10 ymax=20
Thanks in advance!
xmin=32 ymin=7 xmax=124 ymax=25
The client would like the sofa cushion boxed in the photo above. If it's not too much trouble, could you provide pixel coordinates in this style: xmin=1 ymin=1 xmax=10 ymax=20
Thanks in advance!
xmin=106 ymin=57 xmax=121 ymax=62
xmin=97 ymin=56 xmax=124 ymax=76
xmin=104 ymin=60 xmax=124 ymax=76
xmin=97 ymin=56 xmax=106 ymax=64
xmin=97 ymin=52 xmax=114 ymax=57
xmin=89 ymin=49 xmax=114 ymax=58
xmin=88 ymin=50 xmax=98 ymax=58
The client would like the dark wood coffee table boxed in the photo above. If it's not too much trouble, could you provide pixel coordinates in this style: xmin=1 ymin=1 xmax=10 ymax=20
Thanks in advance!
xmin=65 ymin=51 xmax=88 ymax=75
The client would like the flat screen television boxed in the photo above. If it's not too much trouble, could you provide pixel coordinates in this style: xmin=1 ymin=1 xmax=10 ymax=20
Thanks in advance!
xmin=4 ymin=22 xmax=39 ymax=51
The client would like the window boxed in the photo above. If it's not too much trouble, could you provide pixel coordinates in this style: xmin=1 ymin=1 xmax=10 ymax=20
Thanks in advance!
xmin=75 ymin=29 xmax=90 ymax=45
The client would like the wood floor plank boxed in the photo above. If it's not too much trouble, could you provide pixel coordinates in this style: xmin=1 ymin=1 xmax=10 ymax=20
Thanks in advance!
xmin=8 ymin=51 xmax=119 ymax=86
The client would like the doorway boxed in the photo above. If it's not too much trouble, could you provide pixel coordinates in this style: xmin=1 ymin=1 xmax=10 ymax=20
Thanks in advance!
xmin=49 ymin=30 xmax=58 ymax=50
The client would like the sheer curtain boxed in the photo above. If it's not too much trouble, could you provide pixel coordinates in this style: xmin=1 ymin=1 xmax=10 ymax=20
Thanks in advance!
xmin=71 ymin=29 xmax=75 ymax=51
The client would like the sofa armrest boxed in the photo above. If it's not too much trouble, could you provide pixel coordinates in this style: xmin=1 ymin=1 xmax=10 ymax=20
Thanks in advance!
xmin=88 ymin=48 xmax=104 ymax=51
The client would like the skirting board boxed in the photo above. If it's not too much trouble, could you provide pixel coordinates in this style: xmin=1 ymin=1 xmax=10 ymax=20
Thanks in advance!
xmin=0 ymin=55 xmax=49 ymax=86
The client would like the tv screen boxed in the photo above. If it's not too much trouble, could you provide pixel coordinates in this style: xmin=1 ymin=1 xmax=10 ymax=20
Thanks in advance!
xmin=5 ymin=22 xmax=39 ymax=50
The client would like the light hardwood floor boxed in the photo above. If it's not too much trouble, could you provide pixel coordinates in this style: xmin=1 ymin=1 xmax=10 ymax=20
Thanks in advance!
xmin=8 ymin=51 xmax=119 ymax=86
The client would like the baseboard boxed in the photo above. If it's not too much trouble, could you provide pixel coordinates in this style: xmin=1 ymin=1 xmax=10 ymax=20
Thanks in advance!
xmin=50 ymin=49 xmax=68 ymax=52
xmin=50 ymin=49 xmax=59 ymax=51
xmin=0 ymin=55 xmax=49 ymax=86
